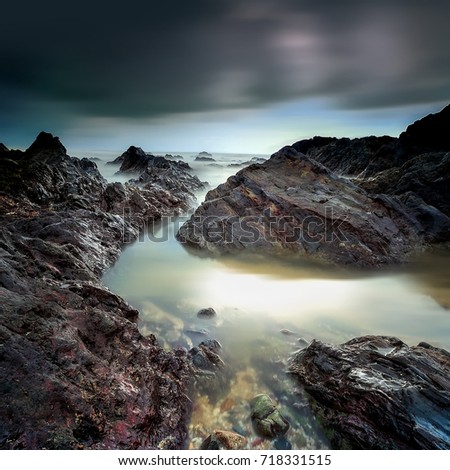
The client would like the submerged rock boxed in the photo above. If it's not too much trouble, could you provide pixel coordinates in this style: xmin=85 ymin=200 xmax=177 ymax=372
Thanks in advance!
xmin=200 ymin=430 xmax=247 ymax=450
xmin=288 ymin=336 xmax=450 ymax=449
xmin=188 ymin=339 xmax=231 ymax=401
xmin=249 ymin=394 xmax=290 ymax=439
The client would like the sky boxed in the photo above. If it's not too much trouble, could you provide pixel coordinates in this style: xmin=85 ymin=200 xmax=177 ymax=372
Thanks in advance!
xmin=1 ymin=0 xmax=449 ymax=153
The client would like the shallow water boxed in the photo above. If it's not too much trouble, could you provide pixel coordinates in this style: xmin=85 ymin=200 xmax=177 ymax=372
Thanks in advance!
xmin=96 ymin=150 xmax=450 ymax=449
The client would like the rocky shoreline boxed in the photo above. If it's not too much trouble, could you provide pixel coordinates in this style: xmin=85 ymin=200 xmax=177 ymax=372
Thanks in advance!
xmin=0 ymin=133 xmax=195 ymax=449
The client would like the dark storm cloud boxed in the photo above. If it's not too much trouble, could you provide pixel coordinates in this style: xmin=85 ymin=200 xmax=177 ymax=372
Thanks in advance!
xmin=1 ymin=0 xmax=449 ymax=129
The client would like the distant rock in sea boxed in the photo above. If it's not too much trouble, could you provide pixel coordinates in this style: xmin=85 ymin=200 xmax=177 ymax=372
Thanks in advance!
xmin=195 ymin=156 xmax=216 ymax=162
xmin=228 ymin=156 xmax=266 ymax=168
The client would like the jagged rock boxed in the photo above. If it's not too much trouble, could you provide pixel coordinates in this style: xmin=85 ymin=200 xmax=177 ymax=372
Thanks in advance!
xmin=293 ymin=135 xmax=401 ymax=177
xmin=177 ymin=146 xmax=421 ymax=266
xmin=200 ymin=430 xmax=247 ymax=450
xmin=135 ymin=163 xmax=207 ymax=197
xmin=288 ymin=336 xmax=450 ymax=449
xmin=0 ymin=133 xmax=193 ymax=449
xmin=188 ymin=339 xmax=230 ymax=401
xmin=106 ymin=146 xmax=150 ymax=171
xmin=249 ymin=394 xmax=290 ymax=439
xmin=197 ymin=307 xmax=217 ymax=318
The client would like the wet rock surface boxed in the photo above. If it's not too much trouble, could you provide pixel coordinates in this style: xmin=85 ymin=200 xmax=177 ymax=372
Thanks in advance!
xmin=250 ymin=394 xmax=290 ymax=439
xmin=177 ymin=146 xmax=421 ymax=266
xmin=177 ymin=105 xmax=450 ymax=266
xmin=288 ymin=335 xmax=450 ymax=449
xmin=200 ymin=430 xmax=247 ymax=450
xmin=0 ymin=133 xmax=192 ymax=449
xmin=188 ymin=339 xmax=231 ymax=401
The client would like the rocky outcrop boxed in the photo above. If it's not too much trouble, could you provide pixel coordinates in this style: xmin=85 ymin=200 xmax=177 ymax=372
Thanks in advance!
xmin=134 ymin=162 xmax=207 ymax=199
xmin=0 ymin=133 xmax=192 ymax=449
xmin=106 ymin=145 xmax=207 ymax=197
xmin=288 ymin=336 xmax=450 ymax=449
xmin=399 ymin=103 xmax=450 ymax=152
xmin=177 ymin=105 xmax=450 ymax=266
xmin=106 ymin=146 xmax=152 ymax=170
xmin=177 ymin=146 xmax=423 ymax=266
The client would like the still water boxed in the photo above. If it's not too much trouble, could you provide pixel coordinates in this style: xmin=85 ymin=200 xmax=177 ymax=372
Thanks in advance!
xmin=83 ymin=149 xmax=450 ymax=449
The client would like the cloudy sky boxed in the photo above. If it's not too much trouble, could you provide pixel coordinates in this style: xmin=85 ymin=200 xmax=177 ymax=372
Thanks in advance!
xmin=1 ymin=0 xmax=449 ymax=153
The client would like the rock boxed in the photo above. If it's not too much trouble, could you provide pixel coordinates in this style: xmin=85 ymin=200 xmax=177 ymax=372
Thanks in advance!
xmin=293 ymin=135 xmax=399 ymax=177
xmin=399 ymin=103 xmax=450 ymax=152
xmin=197 ymin=307 xmax=217 ymax=318
xmin=135 ymin=163 xmax=206 ymax=200
xmin=288 ymin=336 xmax=450 ymax=449
xmin=198 ymin=151 xmax=212 ymax=157
xmin=200 ymin=430 xmax=247 ymax=450
xmin=0 ymin=133 xmax=193 ymax=449
xmin=188 ymin=339 xmax=230 ymax=401
xmin=249 ymin=394 xmax=290 ymax=439
xmin=177 ymin=146 xmax=421 ymax=267
xmin=195 ymin=156 xmax=216 ymax=162
xmin=108 ymin=146 xmax=151 ymax=172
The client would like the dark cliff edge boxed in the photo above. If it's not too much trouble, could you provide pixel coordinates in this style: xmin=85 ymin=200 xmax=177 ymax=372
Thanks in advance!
xmin=0 ymin=133 xmax=192 ymax=449
xmin=177 ymin=104 xmax=450 ymax=267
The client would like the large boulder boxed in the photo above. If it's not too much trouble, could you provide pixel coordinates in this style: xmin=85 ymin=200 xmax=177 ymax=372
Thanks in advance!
xmin=177 ymin=146 xmax=421 ymax=266
xmin=288 ymin=336 xmax=450 ymax=449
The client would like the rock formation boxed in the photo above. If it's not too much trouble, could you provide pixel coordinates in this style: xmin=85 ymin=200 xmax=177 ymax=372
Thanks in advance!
xmin=177 ymin=105 xmax=450 ymax=266
xmin=288 ymin=336 xmax=450 ymax=449
xmin=0 ymin=132 xmax=192 ymax=449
